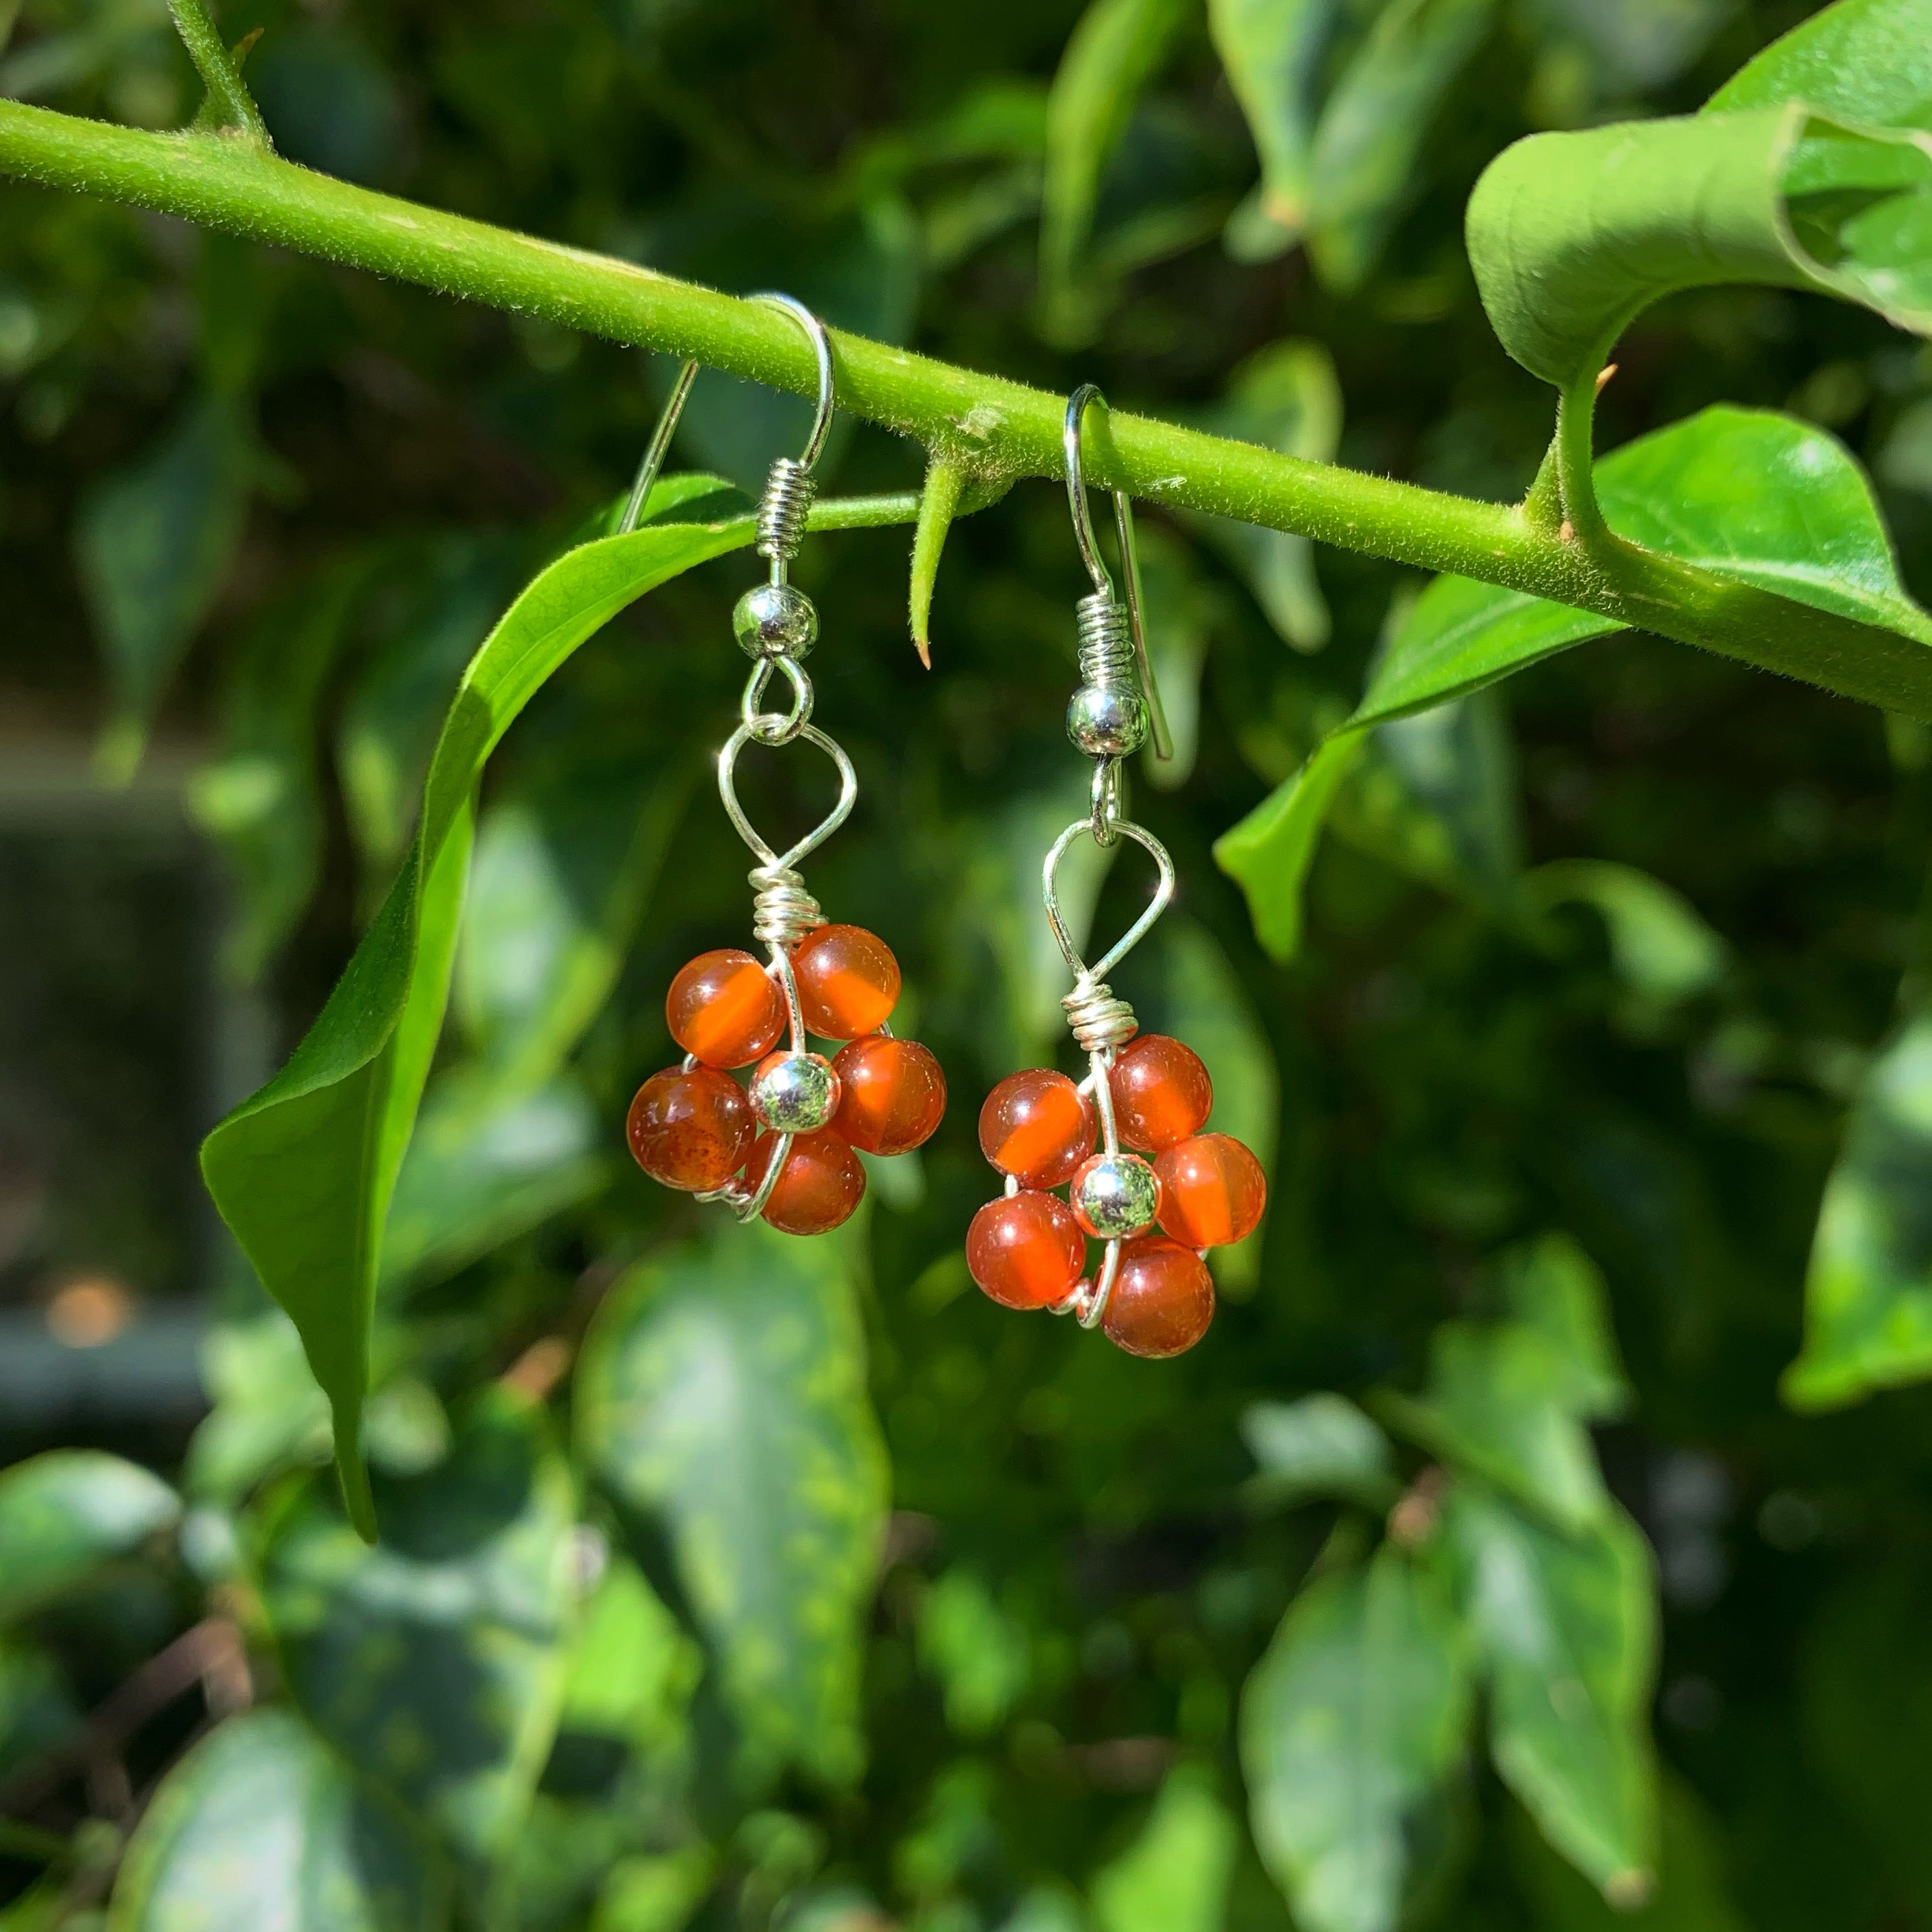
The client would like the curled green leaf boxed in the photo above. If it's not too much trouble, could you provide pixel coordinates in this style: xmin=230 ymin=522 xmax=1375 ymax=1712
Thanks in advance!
xmin=1468 ymin=105 xmax=1932 ymax=391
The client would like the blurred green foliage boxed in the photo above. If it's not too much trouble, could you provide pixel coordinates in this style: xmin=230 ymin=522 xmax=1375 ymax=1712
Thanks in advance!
xmin=6 ymin=0 xmax=1932 ymax=1929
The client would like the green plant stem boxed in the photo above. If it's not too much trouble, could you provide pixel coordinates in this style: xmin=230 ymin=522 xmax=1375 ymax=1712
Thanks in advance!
xmin=165 ymin=0 xmax=271 ymax=150
xmin=1556 ymin=370 xmax=1610 ymax=544
xmin=0 ymin=99 xmax=1929 ymax=715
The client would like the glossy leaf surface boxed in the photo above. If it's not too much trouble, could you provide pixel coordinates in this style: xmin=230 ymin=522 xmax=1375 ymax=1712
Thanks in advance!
xmin=1241 ymin=1394 xmax=1398 ymax=1510
xmin=1241 ymin=1543 xmax=1471 ymax=1932
xmin=1785 ymin=1012 xmax=1932 ymax=1409
xmin=1448 ymin=1483 xmax=1658 ymax=1902
xmin=107 ymin=1709 xmax=443 ymax=1932
xmin=0 ymin=1450 xmax=180 ymax=1623
xmin=258 ymin=1393 xmax=577 ymax=1863
xmin=1306 ymin=0 xmax=1495 ymax=293
xmin=200 ymin=505 xmax=753 ymax=1536
xmin=575 ymin=1219 xmax=889 ymax=1786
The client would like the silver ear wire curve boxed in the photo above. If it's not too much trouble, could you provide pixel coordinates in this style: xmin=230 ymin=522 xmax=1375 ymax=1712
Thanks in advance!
xmin=754 ymin=292 xmax=836 ymax=473
xmin=1063 ymin=385 xmax=1173 ymax=763
xmin=620 ymin=358 xmax=700 ymax=536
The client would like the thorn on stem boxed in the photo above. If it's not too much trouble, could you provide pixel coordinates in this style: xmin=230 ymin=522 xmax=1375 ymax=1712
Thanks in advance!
xmin=1595 ymin=363 xmax=1618 ymax=394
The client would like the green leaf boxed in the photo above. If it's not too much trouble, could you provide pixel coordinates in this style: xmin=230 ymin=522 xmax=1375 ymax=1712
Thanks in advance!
xmin=1506 ymin=1771 xmax=1746 ymax=1931
xmin=1705 ymin=0 xmax=1932 ymax=131
xmin=188 ymin=557 xmax=375 ymax=983
xmin=453 ymin=751 xmax=691 ymax=1089
xmin=558 ymin=1554 xmax=701 ymax=1756
xmin=74 ymin=390 xmax=252 ymax=778
xmin=1223 ymin=404 xmax=1932 ymax=961
xmin=107 ymin=1709 xmax=443 ymax=1932
xmin=1332 ymin=691 xmax=1522 ymax=902
xmin=378 ymin=1069 xmax=607 ymax=1291
xmin=1305 ymin=0 xmax=1497 ymax=293
xmin=1039 ymin=0 xmax=1190 ymax=343
xmin=1784 ymin=1010 xmax=1932 ymax=1409
xmin=1493 ymin=1233 xmax=1631 ymax=1422
xmin=1446 ymin=1481 xmax=1657 ymax=1904
xmin=258 ymin=1392 xmax=578 ymax=1865
xmin=589 ymin=1849 xmax=717 ymax=1932
xmin=1523 ymin=860 xmax=1728 ymax=1009
xmin=1467 ymin=103 xmax=1932 ymax=393
xmin=1241 ymin=1393 xmax=1400 ymax=1510
xmin=184 ymin=1312 xmax=331 ymax=1505
xmin=200 ymin=509 xmax=753 ymax=1538
xmin=1090 ymin=1765 xmax=1239 ymax=1932
xmin=1187 ymin=338 xmax=1342 ymax=651
xmin=0 ymin=1451 xmax=180 ymax=1623
xmin=1363 ymin=408 xmax=1932 ymax=728
xmin=1209 ymin=0 xmax=1337 ymax=253
xmin=1240 ymin=1543 xmax=1472 ymax=1932
xmin=575 ymin=1218 xmax=889 ymax=1787
xmin=1213 ymin=732 xmax=1364 ymax=962
xmin=1526 ymin=0 xmax=1728 ymax=91
xmin=918 ymin=1569 xmax=1032 ymax=1737
xmin=1380 ymin=1323 xmax=1610 ymax=1534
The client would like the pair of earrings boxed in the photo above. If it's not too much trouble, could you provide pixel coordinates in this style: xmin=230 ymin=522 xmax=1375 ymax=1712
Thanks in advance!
xmin=624 ymin=303 xmax=1265 ymax=1359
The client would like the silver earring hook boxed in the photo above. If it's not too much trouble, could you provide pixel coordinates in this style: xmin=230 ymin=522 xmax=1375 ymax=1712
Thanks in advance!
xmin=754 ymin=292 xmax=836 ymax=472
xmin=619 ymin=358 xmax=700 ymax=535
xmin=1063 ymin=385 xmax=1173 ymax=763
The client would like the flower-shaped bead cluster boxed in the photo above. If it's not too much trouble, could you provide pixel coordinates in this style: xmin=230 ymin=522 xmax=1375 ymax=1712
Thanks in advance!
xmin=965 ymin=1033 xmax=1265 ymax=1357
xmin=626 ymin=924 xmax=945 ymax=1234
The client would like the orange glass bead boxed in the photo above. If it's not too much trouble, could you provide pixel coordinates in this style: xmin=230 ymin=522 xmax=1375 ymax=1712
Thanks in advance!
xmin=626 ymin=1066 xmax=754 ymax=1192
xmin=1101 ymin=1237 xmax=1215 ymax=1358
xmin=977 ymin=1068 xmax=1096 ymax=1188
xmin=1109 ymin=1034 xmax=1213 ymax=1153
xmin=1154 ymin=1133 xmax=1267 ymax=1249
xmin=966 ymin=1191 xmax=1086 ymax=1310
xmin=792 ymin=924 xmax=900 ymax=1038
xmin=745 ymin=1128 xmax=867 ymax=1236
xmin=832 ymin=1036 xmax=947 ymax=1155
xmin=667 ymin=949 xmax=785 ymax=1068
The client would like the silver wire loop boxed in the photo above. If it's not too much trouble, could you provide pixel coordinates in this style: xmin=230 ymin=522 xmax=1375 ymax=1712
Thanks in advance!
xmin=1043 ymin=816 xmax=1175 ymax=989
xmin=718 ymin=720 xmax=858 ymax=876
xmin=741 ymin=655 xmax=814 ymax=743
xmin=620 ymin=359 xmax=700 ymax=534
xmin=1063 ymin=385 xmax=1174 ymax=763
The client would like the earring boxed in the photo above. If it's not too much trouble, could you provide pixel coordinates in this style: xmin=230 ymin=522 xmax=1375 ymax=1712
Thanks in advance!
xmin=963 ymin=385 xmax=1266 ymax=1357
xmin=625 ymin=295 xmax=946 ymax=1234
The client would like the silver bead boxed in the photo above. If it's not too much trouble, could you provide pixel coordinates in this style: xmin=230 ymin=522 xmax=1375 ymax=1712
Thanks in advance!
xmin=733 ymin=581 xmax=818 ymax=660
xmin=1066 ymin=683 xmax=1148 ymax=757
xmin=1073 ymin=1153 xmax=1160 ymax=1239
xmin=749 ymin=1051 xmax=840 ymax=1133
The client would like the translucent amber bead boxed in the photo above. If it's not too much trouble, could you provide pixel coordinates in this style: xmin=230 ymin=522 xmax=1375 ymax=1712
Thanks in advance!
xmin=977 ymin=1068 xmax=1095 ymax=1188
xmin=745 ymin=1129 xmax=867 ymax=1236
xmin=1102 ymin=1237 xmax=1215 ymax=1358
xmin=966 ymin=1191 xmax=1086 ymax=1310
xmin=667 ymin=949 xmax=785 ymax=1068
xmin=1109 ymin=1034 xmax=1213 ymax=1152
xmin=832 ymin=1036 xmax=947 ymax=1155
xmin=626 ymin=1066 xmax=754 ymax=1192
xmin=792 ymin=924 xmax=900 ymax=1038
xmin=1155 ymin=1133 xmax=1267 ymax=1248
